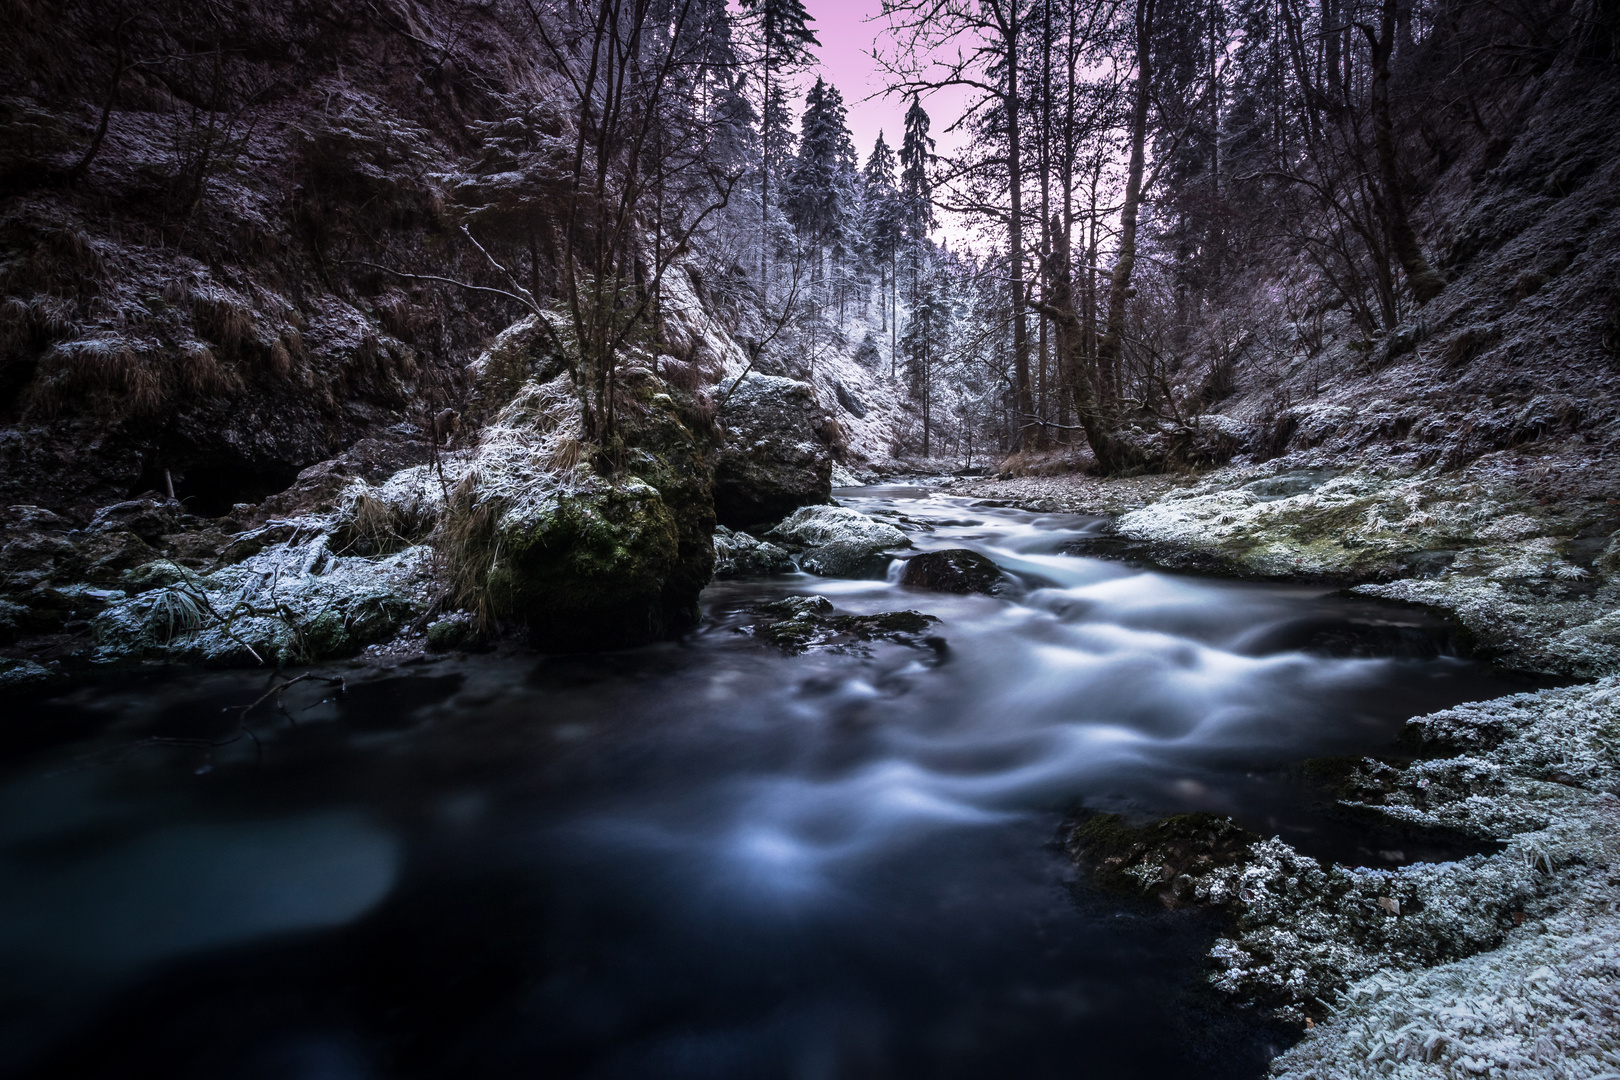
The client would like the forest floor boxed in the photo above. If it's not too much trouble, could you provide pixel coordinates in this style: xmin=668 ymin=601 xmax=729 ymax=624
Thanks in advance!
xmin=948 ymin=453 xmax=1620 ymax=1078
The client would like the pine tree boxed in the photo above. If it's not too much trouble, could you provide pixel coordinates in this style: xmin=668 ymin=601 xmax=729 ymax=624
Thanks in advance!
xmin=899 ymin=96 xmax=936 ymax=244
xmin=862 ymin=132 xmax=904 ymax=350
xmin=899 ymin=96 xmax=936 ymax=376
xmin=901 ymin=245 xmax=953 ymax=458
xmin=739 ymin=0 xmax=819 ymax=295
xmin=784 ymin=77 xmax=855 ymax=249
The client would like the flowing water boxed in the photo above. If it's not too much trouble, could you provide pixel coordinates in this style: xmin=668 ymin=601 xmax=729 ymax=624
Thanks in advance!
xmin=0 ymin=487 xmax=1544 ymax=1079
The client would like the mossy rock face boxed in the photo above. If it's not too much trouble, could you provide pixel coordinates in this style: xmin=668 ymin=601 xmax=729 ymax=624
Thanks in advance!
xmin=488 ymin=480 xmax=682 ymax=650
xmin=1067 ymin=811 xmax=1260 ymax=909
xmin=713 ymin=375 xmax=836 ymax=529
xmin=618 ymin=400 xmax=717 ymax=635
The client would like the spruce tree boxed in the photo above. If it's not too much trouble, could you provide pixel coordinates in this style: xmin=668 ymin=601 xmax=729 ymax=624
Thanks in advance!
xmin=862 ymin=132 xmax=904 ymax=352
xmin=740 ymin=0 xmax=819 ymax=296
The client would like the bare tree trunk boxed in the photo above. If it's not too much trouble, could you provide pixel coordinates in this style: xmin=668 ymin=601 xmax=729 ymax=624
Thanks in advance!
xmin=1365 ymin=0 xmax=1444 ymax=303
xmin=1095 ymin=0 xmax=1156 ymax=423
xmin=1006 ymin=1 xmax=1035 ymax=449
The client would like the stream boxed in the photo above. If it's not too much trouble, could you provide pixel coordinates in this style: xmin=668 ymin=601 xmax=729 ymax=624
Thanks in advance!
xmin=0 ymin=486 xmax=1544 ymax=1079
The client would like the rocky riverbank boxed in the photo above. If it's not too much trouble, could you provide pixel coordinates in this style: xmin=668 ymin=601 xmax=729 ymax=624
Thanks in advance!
xmin=953 ymin=461 xmax=1620 ymax=1078
xmin=0 ymin=311 xmax=850 ymax=688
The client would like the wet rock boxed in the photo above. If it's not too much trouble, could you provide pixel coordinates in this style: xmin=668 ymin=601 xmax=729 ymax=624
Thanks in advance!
xmin=425 ymin=611 xmax=477 ymax=651
xmin=712 ymin=526 xmax=794 ymax=578
xmin=0 ymin=657 xmax=65 ymax=693
xmin=747 ymin=594 xmax=942 ymax=655
xmin=898 ymin=549 xmax=1009 ymax=595
xmin=713 ymin=374 xmax=837 ymax=529
xmin=798 ymin=540 xmax=897 ymax=580
xmin=766 ymin=505 xmax=909 ymax=580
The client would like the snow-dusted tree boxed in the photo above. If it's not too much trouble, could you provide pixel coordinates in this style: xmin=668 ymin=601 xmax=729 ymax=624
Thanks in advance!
xmin=862 ymin=132 xmax=904 ymax=350
xmin=739 ymin=0 xmax=819 ymax=294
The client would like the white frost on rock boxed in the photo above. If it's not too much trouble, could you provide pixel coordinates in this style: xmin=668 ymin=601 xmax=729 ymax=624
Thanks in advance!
xmin=764 ymin=505 xmax=909 ymax=550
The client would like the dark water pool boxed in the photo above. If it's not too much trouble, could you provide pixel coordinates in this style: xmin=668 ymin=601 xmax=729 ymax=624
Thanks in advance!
xmin=0 ymin=489 xmax=1544 ymax=1078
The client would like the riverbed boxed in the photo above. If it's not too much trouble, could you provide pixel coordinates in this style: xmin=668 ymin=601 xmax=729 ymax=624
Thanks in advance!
xmin=0 ymin=488 xmax=1546 ymax=1078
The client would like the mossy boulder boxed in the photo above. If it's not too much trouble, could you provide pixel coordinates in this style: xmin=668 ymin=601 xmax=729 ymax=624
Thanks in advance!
xmin=487 ymin=479 xmax=683 ymax=650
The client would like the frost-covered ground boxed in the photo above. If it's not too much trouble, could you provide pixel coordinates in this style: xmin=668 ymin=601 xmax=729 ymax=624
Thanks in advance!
xmin=948 ymin=456 xmax=1620 ymax=1077
xmin=1242 ymin=677 xmax=1620 ymax=1078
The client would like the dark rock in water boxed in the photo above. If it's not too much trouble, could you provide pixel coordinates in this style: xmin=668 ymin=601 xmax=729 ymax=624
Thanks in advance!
xmin=713 ymin=375 xmax=839 ymax=529
xmin=1068 ymin=811 xmax=1259 ymax=910
xmin=800 ymin=540 xmax=896 ymax=579
xmin=747 ymin=595 xmax=942 ymax=655
xmin=899 ymin=548 xmax=1009 ymax=595
xmin=713 ymin=527 xmax=794 ymax=578
xmin=833 ymin=380 xmax=868 ymax=418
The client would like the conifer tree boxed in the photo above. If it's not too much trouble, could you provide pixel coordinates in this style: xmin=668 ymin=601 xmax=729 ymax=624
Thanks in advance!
xmin=739 ymin=0 xmax=819 ymax=295
xmin=862 ymin=132 xmax=904 ymax=356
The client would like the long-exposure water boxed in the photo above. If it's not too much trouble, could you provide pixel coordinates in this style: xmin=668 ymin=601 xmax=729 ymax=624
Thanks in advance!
xmin=0 ymin=487 xmax=1544 ymax=1078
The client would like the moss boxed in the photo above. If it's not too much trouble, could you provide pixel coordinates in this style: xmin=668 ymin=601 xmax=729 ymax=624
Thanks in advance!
xmin=488 ymin=480 xmax=681 ymax=649
xmin=1068 ymin=811 xmax=1260 ymax=907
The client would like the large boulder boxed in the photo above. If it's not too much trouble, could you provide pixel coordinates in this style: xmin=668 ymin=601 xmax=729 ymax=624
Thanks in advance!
xmin=713 ymin=374 xmax=840 ymax=529
xmin=484 ymin=479 xmax=683 ymax=650
xmin=799 ymin=541 xmax=897 ymax=579
xmin=766 ymin=505 xmax=910 ymax=580
xmin=766 ymin=505 xmax=909 ymax=550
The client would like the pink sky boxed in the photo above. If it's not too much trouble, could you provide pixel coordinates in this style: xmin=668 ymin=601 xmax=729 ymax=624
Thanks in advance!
xmin=794 ymin=0 xmax=973 ymax=179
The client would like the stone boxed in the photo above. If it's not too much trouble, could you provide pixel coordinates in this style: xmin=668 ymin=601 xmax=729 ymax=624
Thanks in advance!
xmin=765 ymin=505 xmax=909 ymax=550
xmin=713 ymin=526 xmax=794 ymax=578
xmin=898 ymin=548 xmax=1009 ymax=595
xmin=747 ymin=595 xmax=942 ymax=654
xmin=713 ymin=374 xmax=837 ymax=529
xmin=799 ymin=541 xmax=897 ymax=580
xmin=86 ymin=497 xmax=181 ymax=544
xmin=485 ymin=479 xmax=682 ymax=650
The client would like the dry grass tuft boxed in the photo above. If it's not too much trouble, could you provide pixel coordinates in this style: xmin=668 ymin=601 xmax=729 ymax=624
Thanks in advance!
xmin=190 ymin=286 xmax=254 ymax=353
xmin=176 ymin=341 xmax=240 ymax=395
xmin=9 ymin=226 xmax=106 ymax=296
xmin=32 ymin=335 xmax=163 ymax=414
xmin=658 ymin=357 xmax=702 ymax=391
xmin=1442 ymin=325 xmax=1494 ymax=370
xmin=265 ymin=338 xmax=293 ymax=378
